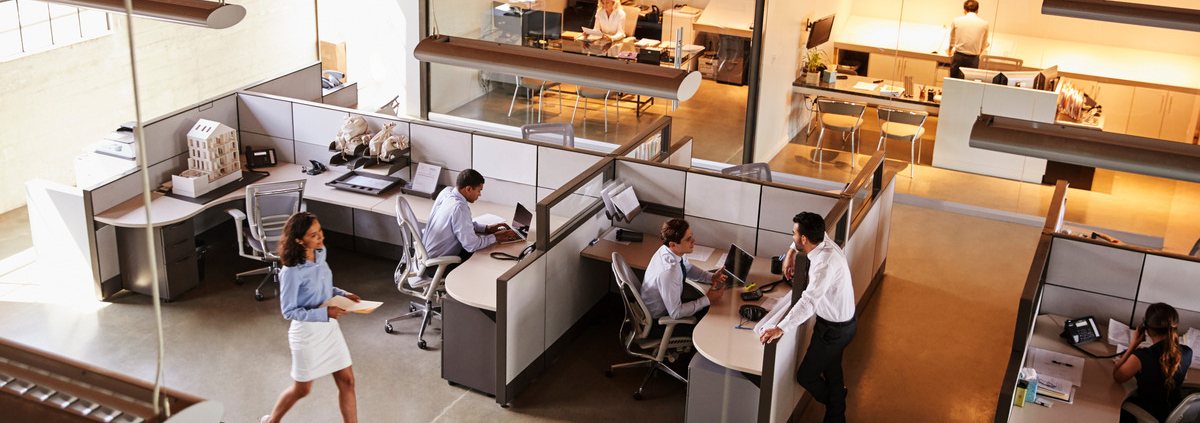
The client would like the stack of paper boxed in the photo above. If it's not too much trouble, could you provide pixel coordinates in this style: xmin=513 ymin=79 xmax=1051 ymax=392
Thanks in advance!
xmin=684 ymin=245 xmax=714 ymax=262
xmin=1027 ymin=347 xmax=1084 ymax=402
xmin=1188 ymin=328 xmax=1200 ymax=370
xmin=1108 ymin=319 xmax=1153 ymax=350
xmin=320 ymin=295 xmax=383 ymax=314
xmin=1036 ymin=374 xmax=1075 ymax=403
xmin=635 ymin=38 xmax=660 ymax=48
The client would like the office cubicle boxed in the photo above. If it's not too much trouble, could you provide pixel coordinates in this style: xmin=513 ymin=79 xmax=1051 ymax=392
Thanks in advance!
xmin=492 ymin=151 xmax=895 ymax=418
xmin=996 ymin=181 xmax=1200 ymax=422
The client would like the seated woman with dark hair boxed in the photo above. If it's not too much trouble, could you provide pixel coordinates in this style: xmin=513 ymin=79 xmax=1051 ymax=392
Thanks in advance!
xmin=1114 ymin=302 xmax=1194 ymax=423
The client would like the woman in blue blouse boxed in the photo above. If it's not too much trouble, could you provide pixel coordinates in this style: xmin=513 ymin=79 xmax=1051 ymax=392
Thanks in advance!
xmin=262 ymin=212 xmax=360 ymax=423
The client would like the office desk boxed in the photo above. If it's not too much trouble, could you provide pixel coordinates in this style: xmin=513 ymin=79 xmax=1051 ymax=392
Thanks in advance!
xmin=580 ymin=227 xmax=791 ymax=374
xmin=791 ymin=74 xmax=941 ymax=117
xmin=443 ymin=235 xmax=537 ymax=312
xmin=1010 ymin=314 xmax=1200 ymax=422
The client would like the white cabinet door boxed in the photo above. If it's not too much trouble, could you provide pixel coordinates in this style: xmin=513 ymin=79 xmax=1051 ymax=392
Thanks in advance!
xmin=1160 ymin=92 xmax=1199 ymax=143
xmin=1096 ymin=82 xmax=1134 ymax=134
xmin=1127 ymin=87 xmax=1167 ymax=139
xmin=868 ymin=53 xmax=899 ymax=81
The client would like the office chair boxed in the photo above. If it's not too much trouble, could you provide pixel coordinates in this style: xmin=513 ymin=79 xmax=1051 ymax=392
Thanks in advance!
xmin=876 ymin=107 xmax=930 ymax=178
xmin=721 ymin=163 xmax=773 ymax=183
xmin=383 ymin=196 xmax=461 ymax=350
xmin=572 ymin=87 xmax=618 ymax=132
xmin=1122 ymin=391 xmax=1200 ymax=423
xmin=521 ymin=122 xmax=575 ymax=148
xmin=509 ymin=76 xmax=561 ymax=123
xmin=979 ymin=55 xmax=1024 ymax=72
xmin=226 ymin=180 xmax=306 ymax=301
xmin=605 ymin=252 xmax=695 ymax=400
xmin=814 ymin=99 xmax=867 ymax=169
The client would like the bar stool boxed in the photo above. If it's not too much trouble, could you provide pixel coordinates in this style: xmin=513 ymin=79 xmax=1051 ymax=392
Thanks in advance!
xmin=814 ymin=99 xmax=867 ymax=168
xmin=876 ymin=106 xmax=929 ymax=178
xmin=509 ymin=76 xmax=561 ymax=122
xmin=572 ymin=87 xmax=618 ymax=131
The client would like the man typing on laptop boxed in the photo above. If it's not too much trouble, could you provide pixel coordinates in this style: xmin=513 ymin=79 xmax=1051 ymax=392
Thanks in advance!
xmin=641 ymin=218 xmax=728 ymax=337
xmin=422 ymin=169 xmax=519 ymax=277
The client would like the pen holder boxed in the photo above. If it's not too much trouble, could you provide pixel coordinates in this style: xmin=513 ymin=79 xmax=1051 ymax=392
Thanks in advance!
xmin=770 ymin=256 xmax=783 ymax=275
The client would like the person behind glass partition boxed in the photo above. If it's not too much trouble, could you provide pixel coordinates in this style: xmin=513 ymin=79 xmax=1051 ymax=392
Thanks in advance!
xmin=948 ymin=0 xmax=989 ymax=79
xmin=1114 ymin=302 xmax=1194 ymax=423
xmin=591 ymin=0 xmax=627 ymax=41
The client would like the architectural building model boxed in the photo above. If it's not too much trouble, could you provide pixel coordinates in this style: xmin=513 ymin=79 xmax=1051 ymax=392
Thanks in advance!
xmin=172 ymin=119 xmax=242 ymax=197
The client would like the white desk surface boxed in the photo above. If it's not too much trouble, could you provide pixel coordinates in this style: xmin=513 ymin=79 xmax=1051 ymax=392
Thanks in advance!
xmin=1009 ymin=314 xmax=1200 ymax=423
xmin=836 ymin=15 xmax=1200 ymax=90
xmin=581 ymin=227 xmax=792 ymax=375
xmin=693 ymin=0 xmax=753 ymax=39
xmin=443 ymin=235 xmax=537 ymax=312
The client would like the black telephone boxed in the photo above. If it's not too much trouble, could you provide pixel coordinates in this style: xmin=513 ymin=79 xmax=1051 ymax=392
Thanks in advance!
xmin=1061 ymin=316 xmax=1101 ymax=345
xmin=303 ymin=160 xmax=328 ymax=175
xmin=245 ymin=146 xmax=277 ymax=169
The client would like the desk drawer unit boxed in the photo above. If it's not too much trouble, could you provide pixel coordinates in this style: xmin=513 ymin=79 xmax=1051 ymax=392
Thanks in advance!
xmin=117 ymin=220 xmax=199 ymax=301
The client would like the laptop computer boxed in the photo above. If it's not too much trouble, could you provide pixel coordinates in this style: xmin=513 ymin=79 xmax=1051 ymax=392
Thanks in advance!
xmin=498 ymin=203 xmax=532 ymax=244
xmin=719 ymin=244 xmax=754 ymax=287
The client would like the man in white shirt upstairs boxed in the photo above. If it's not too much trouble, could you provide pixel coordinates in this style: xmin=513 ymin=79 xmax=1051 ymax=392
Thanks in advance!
xmin=641 ymin=218 xmax=727 ymax=336
xmin=591 ymin=0 xmax=626 ymax=41
xmin=948 ymin=0 xmax=989 ymax=79
xmin=760 ymin=212 xmax=856 ymax=423
xmin=422 ymin=169 xmax=518 ymax=276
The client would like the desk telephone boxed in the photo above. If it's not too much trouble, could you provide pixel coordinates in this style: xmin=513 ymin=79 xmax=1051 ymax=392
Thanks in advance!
xmin=1061 ymin=316 xmax=1100 ymax=345
xmin=245 ymin=147 xmax=277 ymax=169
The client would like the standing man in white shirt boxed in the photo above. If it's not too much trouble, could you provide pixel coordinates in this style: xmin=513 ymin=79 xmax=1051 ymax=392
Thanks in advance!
xmin=422 ymin=169 xmax=518 ymax=276
xmin=641 ymin=218 xmax=727 ymax=336
xmin=591 ymin=0 xmax=627 ymax=40
xmin=948 ymin=0 xmax=989 ymax=79
xmin=760 ymin=212 xmax=856 ymax=423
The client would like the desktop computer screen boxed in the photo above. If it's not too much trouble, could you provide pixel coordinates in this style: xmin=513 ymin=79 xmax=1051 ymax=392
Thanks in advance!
xmin=960 ymin=67 xmax=1003 ymax=84
xmin=1002 ymin=71 xmax=1041 ymax=89
xmin=806 ymin=14 xmax=835 ymax=49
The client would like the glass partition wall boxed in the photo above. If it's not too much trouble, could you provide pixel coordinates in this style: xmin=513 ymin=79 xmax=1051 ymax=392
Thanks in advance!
xmin=425 ymin=0 xmax=750 ymax=165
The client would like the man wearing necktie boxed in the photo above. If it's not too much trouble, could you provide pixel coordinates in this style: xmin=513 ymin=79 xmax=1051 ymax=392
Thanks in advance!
xmin=640 ymin=218 xmax=728 ymax=337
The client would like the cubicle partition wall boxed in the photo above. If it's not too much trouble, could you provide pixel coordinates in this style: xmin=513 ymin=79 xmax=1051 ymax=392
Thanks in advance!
xmin=996 ymin=181 xmax=1200 ymax=422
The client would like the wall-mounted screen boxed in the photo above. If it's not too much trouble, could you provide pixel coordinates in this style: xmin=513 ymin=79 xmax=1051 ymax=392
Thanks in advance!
xmin=806 ymin=14 xmax=835 ymax=49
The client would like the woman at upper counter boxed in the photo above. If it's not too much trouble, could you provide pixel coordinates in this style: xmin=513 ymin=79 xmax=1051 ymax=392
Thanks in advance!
xmin=262 ymin=212 xmax=361 ymax=423
xmin=591 ymin=0 xmax=626 ymax=41
xmin=1113 ymin=302 xmax=1193 ymax=423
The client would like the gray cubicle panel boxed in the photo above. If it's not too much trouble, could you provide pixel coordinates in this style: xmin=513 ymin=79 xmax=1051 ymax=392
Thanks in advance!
xmin=842 ymin=182 xmax=895 ymax=303
xmin=244 ymin=61 xmax=323 ymax=103
xmin=411 ymin=123 xmax=472 ymax=186
xmin=1137 ymin=254 xmax=1200 ymax=313
xmin=1045 ymin=237 xmax=1143 ymax=300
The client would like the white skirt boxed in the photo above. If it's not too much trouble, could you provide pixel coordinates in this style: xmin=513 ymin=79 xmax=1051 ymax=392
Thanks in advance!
xmin=288 ymin=319 xmax=352 ymax=382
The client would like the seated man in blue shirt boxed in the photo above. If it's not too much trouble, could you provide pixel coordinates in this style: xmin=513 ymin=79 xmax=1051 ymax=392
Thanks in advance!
xmin=641 ymin=218 xmax=727 ymax=337
xmin=421 ymin=169 xmax=518 ymax=276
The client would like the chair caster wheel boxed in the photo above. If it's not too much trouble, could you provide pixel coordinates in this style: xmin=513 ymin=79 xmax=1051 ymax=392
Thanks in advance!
xmin=417 ymin=340 xmax=428 ymax=350
xmin=633 ymin=392 xmax=643 ymax=400
xmin=384 ymin=323 xmax=394 ymax=334
xmin=255 ymin=292 xmax=265 ymax=301
xmin=605 ymin=370 xmax=614 ymax=378
xmin=235 ymin=278 xmax=244 ymax=285
xmin=409 ymin=304 xmax=417 ymax=312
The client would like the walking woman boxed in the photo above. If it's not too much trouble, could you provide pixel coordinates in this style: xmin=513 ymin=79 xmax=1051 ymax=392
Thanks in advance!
xmin=1114 ymin=302 xmax=1193 ymax=423
xmin=263 ymin=212 xmax=360 ymax=423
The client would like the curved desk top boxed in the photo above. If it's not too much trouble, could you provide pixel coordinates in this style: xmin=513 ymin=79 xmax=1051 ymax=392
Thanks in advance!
xmin=581 ymin=227 xmax=792 ymax=375
xmin=444 ymin=235 xmax=537 ymax=313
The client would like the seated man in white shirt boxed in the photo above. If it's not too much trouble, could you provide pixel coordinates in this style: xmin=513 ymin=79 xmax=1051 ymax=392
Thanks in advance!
xmin=421 ymin=169 xmax=519 ymax=277
xmin=590 ymin=0 xmax=626 ymax=41
xmin=760 ymin=212 xmax=856 ymax=423
xmin=640 ymin=218 xmax=727 ymax=337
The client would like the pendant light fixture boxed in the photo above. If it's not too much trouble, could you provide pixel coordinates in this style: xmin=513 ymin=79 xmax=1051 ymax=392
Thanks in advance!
xmin=44 ymin=0 xmax=246 ymax=29
xmin=1042 ymin=0 xmax=1200 ymax=33
xmin=414 ymin=35 xmax=702 ymax=102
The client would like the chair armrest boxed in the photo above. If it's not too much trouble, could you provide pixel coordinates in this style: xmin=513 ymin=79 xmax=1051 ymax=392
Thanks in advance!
xmin=658 ymin=316 xmax=697 ymax=326
xmin=425 ymin=256 xmax=463 ymax=267
xmin=1120 ymin=401 xmax=1157 ymax=423
xmin=225 ymin=209 xmax=249 ymax=257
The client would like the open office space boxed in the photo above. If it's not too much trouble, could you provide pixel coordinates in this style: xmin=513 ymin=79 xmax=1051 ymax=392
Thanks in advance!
xmin=2 ymin=0 xmax=1200 ymax=422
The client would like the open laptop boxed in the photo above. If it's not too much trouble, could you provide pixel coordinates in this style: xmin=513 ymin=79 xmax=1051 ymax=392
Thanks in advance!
xmin=498 ymin=203 xmax=532 ymax=244
xmin=719 ymin=244 xmax=754 ymax=287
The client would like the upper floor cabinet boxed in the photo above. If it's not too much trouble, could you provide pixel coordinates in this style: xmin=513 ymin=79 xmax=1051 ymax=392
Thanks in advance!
xmin=1127 ymin=88 xmax=1200 ymax=143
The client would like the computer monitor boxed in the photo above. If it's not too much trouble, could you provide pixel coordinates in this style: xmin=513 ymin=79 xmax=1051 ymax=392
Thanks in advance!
xmin=805 ymin=14 xmax=835 ymax=49
xmin=1002 ymin=71 xmax=1041 ymax=89
xmin=524 ymin=10 xmax=563 ymax=41
xmin=721 ymin=244 xmax=754 ymax=286
xmin=960 ymin=67 xmax=1003 ymax=84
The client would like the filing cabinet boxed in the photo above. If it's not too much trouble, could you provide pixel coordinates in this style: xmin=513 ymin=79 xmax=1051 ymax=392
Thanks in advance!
xmin=117 ymin=220 xmax=199 ymax=301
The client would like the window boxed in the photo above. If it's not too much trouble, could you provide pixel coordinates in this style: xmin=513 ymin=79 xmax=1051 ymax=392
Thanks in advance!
xmin=1 ymin=0 xmax=112 ymax=60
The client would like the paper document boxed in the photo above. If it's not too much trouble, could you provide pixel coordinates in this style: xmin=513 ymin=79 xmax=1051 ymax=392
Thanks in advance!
xmin=473 ymin=213 xmax=506 ymax=227
xmin=1189 ymin=328 xmax=1200 ymax=369
xmin=611 ymin=186 xmax=641 ymax=220
xmin=411 ymin=162 xmax=442 ymax=194
xmin=601 ymin=228 xmax=631 ymax=245
xmin=754 ymin=297 xmax=791 ymax=335
xmin=1037 ymin=374 xmax=1072 ymax=395
xmin=852 ymin=82 xmax=879 ymax=91
xmin=320 ymin=295 xmax=382 ymax=314
xmin=715 ymin=253 xmax=728 ymax=269
xmin=1108 ymin=319 xmax=1152 ymax=349
xmin=1027 ymin=347 xmax=1085 ymax=386
xmin=684 ymin=245 xmax=714 ymax=262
